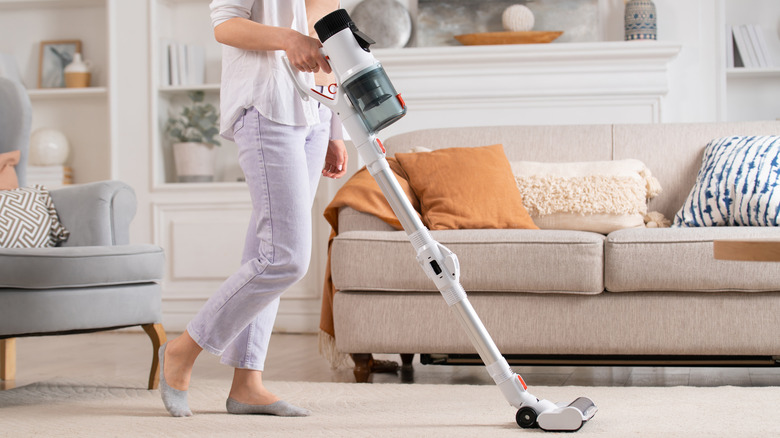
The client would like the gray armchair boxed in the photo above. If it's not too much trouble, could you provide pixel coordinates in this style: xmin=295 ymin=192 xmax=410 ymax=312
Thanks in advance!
xmin=0 ymin=76 xmax=166 ymax=389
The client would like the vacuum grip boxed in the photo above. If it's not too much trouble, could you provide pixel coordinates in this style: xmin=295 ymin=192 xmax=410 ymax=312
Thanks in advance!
xmin=282 ymin=55 xmax=340 ymax=109
xmin=281 ymin=55 xmax=312 ymax=101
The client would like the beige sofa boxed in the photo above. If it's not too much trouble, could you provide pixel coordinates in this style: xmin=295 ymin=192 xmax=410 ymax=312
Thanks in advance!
xmin=329 ymin=121 xmax=780 ymax=381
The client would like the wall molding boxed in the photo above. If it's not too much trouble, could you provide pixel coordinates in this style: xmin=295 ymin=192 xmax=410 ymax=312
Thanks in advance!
xmin=374 ymin=41 xmax=681 ymax=135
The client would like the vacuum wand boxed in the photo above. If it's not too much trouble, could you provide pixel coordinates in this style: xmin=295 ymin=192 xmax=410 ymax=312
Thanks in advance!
xmin=285 ymin=9 xmax=596 ymax=432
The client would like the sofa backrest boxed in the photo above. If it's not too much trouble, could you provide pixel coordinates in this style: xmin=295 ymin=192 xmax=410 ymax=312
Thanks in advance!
xmin=613 ymin=121 xmax=780 ymax=219
xmin=384 ymin=121 xmax=780 ymax=219
xmin=384 ymin=124 xmax=613 ymax=162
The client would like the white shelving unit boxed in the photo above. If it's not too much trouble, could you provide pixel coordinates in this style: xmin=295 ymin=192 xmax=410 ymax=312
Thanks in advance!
xmin=0 ymin=0 xmax=112 ymax=184
xmin=150 ymin=0 xmax=241 ymax=187
xmin=718 ymin=0 xmax=780 ymax=121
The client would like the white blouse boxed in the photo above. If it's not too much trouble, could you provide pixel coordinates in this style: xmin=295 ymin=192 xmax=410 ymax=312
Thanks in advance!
xmin=210 ymin=0 xmax=320 ymax=140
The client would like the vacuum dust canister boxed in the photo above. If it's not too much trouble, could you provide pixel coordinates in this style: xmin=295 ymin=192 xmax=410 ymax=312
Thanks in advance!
xmin=314 ymin=9 xmax=407 ymax=133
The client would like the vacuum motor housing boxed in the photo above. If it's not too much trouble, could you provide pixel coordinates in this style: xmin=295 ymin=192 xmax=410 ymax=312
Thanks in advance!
xmin=315 ymin=9 xmax=406 ymax=133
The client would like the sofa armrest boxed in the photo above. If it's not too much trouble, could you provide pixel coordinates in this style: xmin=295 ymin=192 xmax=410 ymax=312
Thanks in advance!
xmin=338 ymin=206 xmax=396 ymax=233
xmin=49 ymin=181 xmax=137 ymax=247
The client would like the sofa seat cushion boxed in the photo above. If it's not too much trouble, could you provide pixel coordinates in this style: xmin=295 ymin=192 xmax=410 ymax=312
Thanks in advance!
xmin=606 ymin=227 xmax=780 ymax=292
xmin=331 ymin=229 xmax=604 ymax=294
xmin=0 ymin=244 xmax=165 ymax=289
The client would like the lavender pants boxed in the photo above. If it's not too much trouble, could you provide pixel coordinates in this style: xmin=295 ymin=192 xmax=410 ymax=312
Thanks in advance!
xmin=187 ymin=105 xmax=330 ymax=370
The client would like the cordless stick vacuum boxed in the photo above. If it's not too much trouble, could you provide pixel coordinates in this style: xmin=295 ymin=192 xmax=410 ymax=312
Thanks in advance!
xmin=284 ymin=9 xmax=597 ymax=432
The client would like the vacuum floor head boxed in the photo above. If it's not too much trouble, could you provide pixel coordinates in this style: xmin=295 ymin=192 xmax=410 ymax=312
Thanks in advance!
xmin=517 ymin=397 xmax=597 ymax=432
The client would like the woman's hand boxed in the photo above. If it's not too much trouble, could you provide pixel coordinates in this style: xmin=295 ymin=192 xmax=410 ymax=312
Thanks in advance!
xmin=322 ymin=139 xmax=348 ymax=179
xmin=285 ymin=31 xmax=331 ymax=74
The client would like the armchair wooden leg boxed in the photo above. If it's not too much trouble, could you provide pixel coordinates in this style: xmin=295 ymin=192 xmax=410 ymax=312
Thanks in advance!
xmin=1 ymin=338 xmax=16 ymax=381
xmin=142 ymin=324 xmax=167 ymax=390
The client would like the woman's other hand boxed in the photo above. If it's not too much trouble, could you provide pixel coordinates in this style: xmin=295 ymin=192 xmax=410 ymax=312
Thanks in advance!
xmin=322 ymin=139 xmax=348 ymax=179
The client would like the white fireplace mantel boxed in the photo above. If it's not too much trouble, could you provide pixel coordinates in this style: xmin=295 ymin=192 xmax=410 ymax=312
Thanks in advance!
xmin=373 ymin=41 xmax=682 ymax=136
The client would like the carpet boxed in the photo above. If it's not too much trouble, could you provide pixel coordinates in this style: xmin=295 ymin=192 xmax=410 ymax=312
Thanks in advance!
xmin=1 ymin=379 xmax=779 ymax=437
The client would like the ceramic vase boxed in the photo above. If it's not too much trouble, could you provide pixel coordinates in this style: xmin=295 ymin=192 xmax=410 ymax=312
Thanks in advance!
xmin=64 ymin=52 xmax=91 ymax=88
xmin=173 ymin=142 xmax=217 ymax=182
xmin=624 ymin=0 xmax=657 ymax=41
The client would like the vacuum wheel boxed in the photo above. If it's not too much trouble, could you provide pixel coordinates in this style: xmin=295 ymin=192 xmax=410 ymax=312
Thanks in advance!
xmin=516 ymin=407 xmax=538 ymax=428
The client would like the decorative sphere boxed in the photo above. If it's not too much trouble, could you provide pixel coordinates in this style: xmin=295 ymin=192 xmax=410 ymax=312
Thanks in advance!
xmin=29 ymin=128 xmax=70 ymax=166
xmin=502 ymin=4 xmax=535 ymax=32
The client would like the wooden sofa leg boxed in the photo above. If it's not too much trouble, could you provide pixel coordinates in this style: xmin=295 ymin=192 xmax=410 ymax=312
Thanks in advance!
xmin=351 ymin=354 xmax=403 ymax=382
xmin=142 ymin=324 xmax=167 ymax=390
xmin=352 ymin=354 xmax=372 ymax=383
xmin=1 ymin=338 xmax=16 ymax=381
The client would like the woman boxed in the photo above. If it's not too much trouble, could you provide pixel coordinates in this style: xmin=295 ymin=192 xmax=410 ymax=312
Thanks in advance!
xmin=159 ymin=0 xmax=345 ymax=417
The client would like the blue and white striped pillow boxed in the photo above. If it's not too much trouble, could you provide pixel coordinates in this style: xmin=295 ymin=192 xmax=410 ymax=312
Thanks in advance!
xmin=674 ymin=135 xmax=780 ymax=227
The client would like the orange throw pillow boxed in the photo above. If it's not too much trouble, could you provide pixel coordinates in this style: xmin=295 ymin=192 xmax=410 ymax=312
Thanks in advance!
xmin=0 ymin=150 xmax=20 ymax=190
xmin=395 ymin=144 xmax=538 ymax=230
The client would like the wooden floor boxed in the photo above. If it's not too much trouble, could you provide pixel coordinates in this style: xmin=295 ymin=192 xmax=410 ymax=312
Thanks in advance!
xmin=3 ymin=331 xmax=780 ymax=391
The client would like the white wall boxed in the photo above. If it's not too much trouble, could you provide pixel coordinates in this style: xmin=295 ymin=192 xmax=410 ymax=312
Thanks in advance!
xmin=655 ymin=0 xmax=720 ymax=122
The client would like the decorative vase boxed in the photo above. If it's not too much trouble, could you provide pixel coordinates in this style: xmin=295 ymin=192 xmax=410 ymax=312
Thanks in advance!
xmin=64 ymin=52 xmax=91 ymax=88
xmin=624 ymin=0 xmax=657 ymax=41
xmin=172 ymin=142 xmax=217 ymax=182
xmin=29 ymin=128 xmax=70 ymax=166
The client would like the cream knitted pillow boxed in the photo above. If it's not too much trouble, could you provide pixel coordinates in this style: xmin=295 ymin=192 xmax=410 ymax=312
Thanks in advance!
xmin=511 ymin=159 xmax=664 ymax=234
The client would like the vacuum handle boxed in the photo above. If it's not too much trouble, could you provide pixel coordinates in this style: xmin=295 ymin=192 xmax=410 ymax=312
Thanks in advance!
xmin=281 ymin=54 xmax=341 ymax=108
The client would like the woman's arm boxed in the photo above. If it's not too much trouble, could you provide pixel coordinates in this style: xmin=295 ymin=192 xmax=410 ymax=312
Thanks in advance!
xmin=214 ymin=17 xmax=331 ymax=73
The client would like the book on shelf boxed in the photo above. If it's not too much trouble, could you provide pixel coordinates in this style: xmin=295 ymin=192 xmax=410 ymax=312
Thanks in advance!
xmin=748 ymin=24 xmax=773 ymax=68
xmin=729 ymin=24 xmax=774 ymax=69
xmin=160 ymin=39 xmax=206 ymax=87
xmin=27 ymin=165 xmax=73 ymax=190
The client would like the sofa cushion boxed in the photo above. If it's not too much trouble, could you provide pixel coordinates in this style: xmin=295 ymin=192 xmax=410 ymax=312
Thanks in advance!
xmin=0 ymin=244 xmax=165 ymax=289
xmin=674 ymin=135 xmax=780 ymax=227
xmin=331 ymin=229 xmax=604 ymax=294
xmin=511 ymin=159 xmax=662 ymax=234
xmin=395 ymin=144 xmax=538 ymax=230
xmin=606 ymin=227 xmax=780 ymax=292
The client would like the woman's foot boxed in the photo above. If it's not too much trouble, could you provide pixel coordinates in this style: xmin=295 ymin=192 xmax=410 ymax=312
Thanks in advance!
xmin=159 ymin=331 xmax=202 ymax=417
xmin=226 ymin=398 xmax=311 ymax=417
xmin=227 ymin=368 xmax=310 ymax=417
xmin=159 ymin=342 xmax=192 ymax=417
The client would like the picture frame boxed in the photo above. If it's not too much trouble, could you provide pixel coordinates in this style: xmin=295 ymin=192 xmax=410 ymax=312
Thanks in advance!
xmin=38 ymin=40 xmax=82 ymax=88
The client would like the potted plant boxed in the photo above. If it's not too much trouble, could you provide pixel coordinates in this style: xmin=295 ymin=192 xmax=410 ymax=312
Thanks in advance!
xmin=165 ymin=90 xmax=220 ymax=182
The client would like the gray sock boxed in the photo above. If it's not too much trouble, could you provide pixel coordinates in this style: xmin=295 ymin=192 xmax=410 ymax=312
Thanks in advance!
xmin=226 ymin=398 xmax=311 ymax=417
xmin=158 ymin=342 xmax=193 ymax=417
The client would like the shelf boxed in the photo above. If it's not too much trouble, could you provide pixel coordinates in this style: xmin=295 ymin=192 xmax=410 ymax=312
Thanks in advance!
xmin=726 ymin=67 xmax=780 ymax=79
xmin=28 ymin=87 xmax=108 ymax=99
xmin=153 ymin=181 xmax=247 ymax=192
xmin=159 ymin=83 xmax=220 ymax=95
xmin=0 ymin=0 xmax=102 ymax=10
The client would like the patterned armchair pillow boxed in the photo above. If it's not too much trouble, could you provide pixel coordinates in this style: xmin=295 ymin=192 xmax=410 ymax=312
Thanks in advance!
xmin=0 ymin=185 xmax=69 ymax=248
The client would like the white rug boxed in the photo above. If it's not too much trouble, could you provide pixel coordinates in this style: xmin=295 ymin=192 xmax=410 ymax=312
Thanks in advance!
xmin=1 ymin=379 xmax=779 ymax=437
